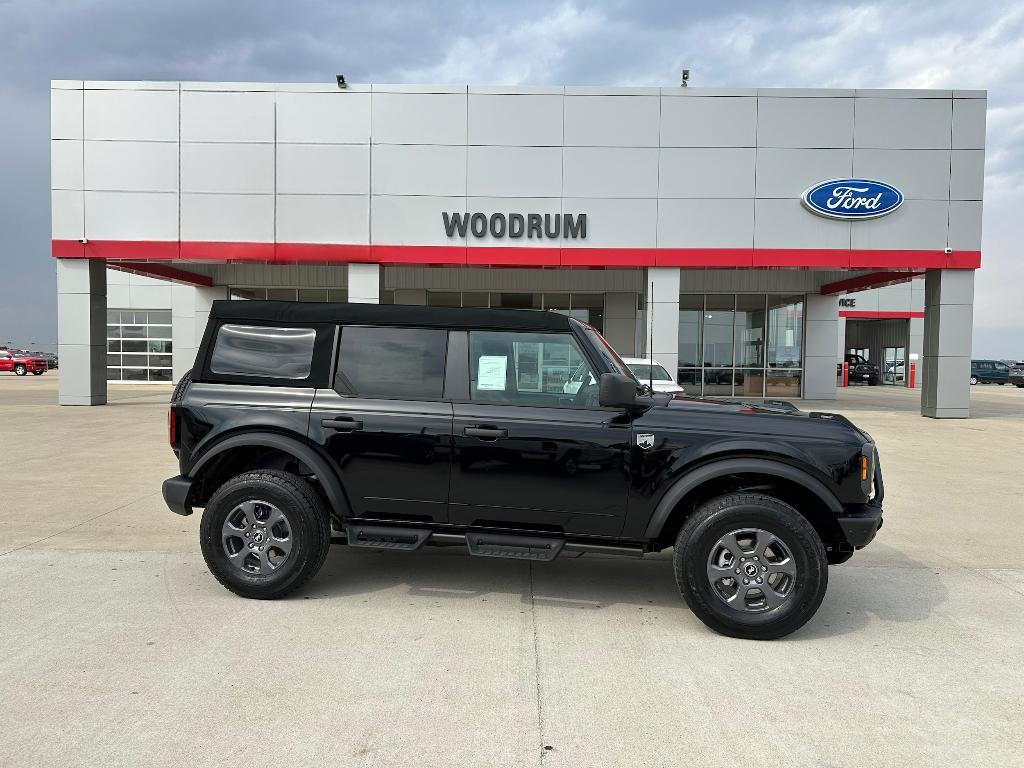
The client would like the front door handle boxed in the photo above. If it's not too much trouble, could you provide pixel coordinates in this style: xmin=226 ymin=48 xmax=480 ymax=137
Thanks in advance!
xmin=464 ymin=426 xmax=508 ymax=440
xmin=322 ymin=417 xmax=363 ymax=432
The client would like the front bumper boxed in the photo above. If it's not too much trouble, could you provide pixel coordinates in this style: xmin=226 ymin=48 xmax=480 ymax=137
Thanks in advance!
xmin=162 ymin=475 xmax=194 ymax=516
xmin=837 ymin=502 xmax=884 ymax=548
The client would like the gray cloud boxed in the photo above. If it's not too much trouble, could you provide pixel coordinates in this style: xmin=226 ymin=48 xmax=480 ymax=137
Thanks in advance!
xmin=1 ymin=0 xmax=1020 ymax=356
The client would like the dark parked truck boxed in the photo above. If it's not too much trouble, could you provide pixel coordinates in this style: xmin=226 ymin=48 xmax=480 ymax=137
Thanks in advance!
xmin=163 ymin=301 xmax=885 ymax=640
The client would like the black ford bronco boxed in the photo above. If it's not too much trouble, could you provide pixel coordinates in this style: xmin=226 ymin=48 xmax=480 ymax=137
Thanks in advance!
xmin=163 ymin=301 xmax=884 ymax=640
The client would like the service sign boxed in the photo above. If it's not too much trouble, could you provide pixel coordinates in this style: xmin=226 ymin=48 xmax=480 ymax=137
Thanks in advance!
xmin=801 ymin=178 xmax=904 ymax=220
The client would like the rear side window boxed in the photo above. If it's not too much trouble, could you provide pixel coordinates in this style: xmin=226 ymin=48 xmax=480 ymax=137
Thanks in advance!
xmin=210 ymin=324 xmax=316 ymax=380
xmin=336 ymin=326 xmax=447 ymax=399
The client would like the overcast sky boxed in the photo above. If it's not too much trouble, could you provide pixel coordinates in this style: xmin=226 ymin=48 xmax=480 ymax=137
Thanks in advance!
xmin=1 ymin=0 xmax=1021 ymax=356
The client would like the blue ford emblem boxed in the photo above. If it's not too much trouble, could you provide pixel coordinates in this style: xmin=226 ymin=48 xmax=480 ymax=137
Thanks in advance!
xmin=801 ymin=178 xmax=904 ymax=220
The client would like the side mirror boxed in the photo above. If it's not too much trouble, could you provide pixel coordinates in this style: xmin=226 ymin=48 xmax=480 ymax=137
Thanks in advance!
xmin=599 ymin=373 xmax=639 ymax=409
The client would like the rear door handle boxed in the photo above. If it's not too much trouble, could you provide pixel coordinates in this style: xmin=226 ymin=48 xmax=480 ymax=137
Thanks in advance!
xmin=464 ymin=426 xmax=508 ymax=440
xmin=322 ymin=417 xmax=363 ymax=432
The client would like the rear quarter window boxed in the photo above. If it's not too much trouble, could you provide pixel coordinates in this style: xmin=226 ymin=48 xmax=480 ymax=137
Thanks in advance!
xmin=210 ymin=324 xmax=316 ymax=380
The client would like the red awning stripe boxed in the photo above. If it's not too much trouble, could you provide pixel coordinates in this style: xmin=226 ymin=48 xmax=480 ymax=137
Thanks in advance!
xmin=51 ymin=240 xmax=982 ymax=270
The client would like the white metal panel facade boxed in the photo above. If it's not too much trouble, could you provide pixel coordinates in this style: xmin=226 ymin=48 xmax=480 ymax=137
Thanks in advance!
xmin=50 ymin=81 xmax=987 ymax=253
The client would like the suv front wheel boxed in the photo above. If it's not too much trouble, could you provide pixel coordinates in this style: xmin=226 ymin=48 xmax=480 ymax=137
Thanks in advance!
xmin=200 ymin=470 xmax=331 ymax=599
xmin=673 ymin=493 xmax=828 ymax=640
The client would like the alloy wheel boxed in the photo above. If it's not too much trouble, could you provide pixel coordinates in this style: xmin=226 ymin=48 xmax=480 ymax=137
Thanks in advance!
xmin=706 ymin=528 xmax=797 ymax=612
xmin=221 ymin=500 xmax=293 ymax=575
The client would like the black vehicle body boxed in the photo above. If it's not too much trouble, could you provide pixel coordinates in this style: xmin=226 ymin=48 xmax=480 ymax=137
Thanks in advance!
xmin=164 ymin=302 xmax=883 ymax=567
xmin=839 ymin=353 xmax=880 ymax=385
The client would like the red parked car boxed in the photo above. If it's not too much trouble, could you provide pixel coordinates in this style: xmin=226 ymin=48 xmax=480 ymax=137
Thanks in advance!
xmin=0 ymin=350 xmax=48 ymax=376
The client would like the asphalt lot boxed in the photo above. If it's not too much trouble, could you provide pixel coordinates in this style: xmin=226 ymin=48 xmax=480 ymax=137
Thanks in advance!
xmin=2 ymin=373 xmax=1023 ymax=767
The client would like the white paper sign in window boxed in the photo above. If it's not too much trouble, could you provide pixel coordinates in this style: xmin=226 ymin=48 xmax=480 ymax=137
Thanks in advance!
xmin=477 ymin=355 xmax=508 ymax=391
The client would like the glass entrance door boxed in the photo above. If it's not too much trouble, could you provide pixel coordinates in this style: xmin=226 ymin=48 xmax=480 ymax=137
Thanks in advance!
xmin=883 ymin=347 xmax=906 ymax=385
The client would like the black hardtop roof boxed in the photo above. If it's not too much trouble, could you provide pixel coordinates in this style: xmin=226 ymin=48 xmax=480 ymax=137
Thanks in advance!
xmin=209 ymin=300 xmax=576 ymax=332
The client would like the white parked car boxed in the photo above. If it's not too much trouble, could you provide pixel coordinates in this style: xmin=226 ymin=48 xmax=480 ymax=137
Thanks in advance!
xmin=563 ymin=357 xmax=686 ymax=396
xmin=622 ymin=358 xmax=686 ymax=395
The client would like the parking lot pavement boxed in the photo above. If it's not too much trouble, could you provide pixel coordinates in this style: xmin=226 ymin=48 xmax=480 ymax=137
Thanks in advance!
xmin=1 ymin=374 xmax=1022 ymax=767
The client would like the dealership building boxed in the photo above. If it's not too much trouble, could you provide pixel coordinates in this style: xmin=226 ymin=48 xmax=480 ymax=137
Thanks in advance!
xmin=50 ymin=80 xmax=985 ymax=416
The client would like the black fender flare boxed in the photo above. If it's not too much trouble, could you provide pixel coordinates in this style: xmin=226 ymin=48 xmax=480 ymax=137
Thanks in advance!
xmin=643 ymin=458 xmax=843 ymax=539
xmin=187 ymin=432 xmax=352 ymax=517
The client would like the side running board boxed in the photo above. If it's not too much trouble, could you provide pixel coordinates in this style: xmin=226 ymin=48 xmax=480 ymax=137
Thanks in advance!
xmin=465 ymin=532 xmax=564 ymax=562
xmin=344 ymin=524 xmax=431 ymax=551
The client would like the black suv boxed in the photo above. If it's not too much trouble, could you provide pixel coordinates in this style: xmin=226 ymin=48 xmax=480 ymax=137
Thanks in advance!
xmin=163 ymin=301 xmax=885 ymax=640
xmin=840 ymin=354 xmax=880 ymax=385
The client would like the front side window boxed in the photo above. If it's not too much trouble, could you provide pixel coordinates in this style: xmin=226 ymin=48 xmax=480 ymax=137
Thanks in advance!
xmin=210 ymin=324 xmax=315 ymax=380
xmin=469 ymin=331 xmax=598 ymax=408
xmin=336 ymin=326 xmax=447 ymax=399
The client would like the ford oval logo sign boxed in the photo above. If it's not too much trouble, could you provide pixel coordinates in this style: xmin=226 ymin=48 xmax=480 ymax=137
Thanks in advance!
xmin=801 ymin=178 xmax=904 ymax=220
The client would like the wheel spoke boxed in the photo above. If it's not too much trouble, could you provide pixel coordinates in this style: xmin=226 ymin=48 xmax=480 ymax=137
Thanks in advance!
xmin=760 ymin=584 xmax=785 ymax=610
xmin=225 ymin=542 xmax=252 ymax=563
xmin=706 ymin=561 xmax=734 ymax=582
xmin=767 ymin=557 xmax=796 ymax=578
xmin=238 ymin=500 xmax=258 ymax=526
xmin=268 ymin=534 xmax=292 ymax=557
xmin=729 ymin=586 xmax=749 ymax=607
xmin=265 ymin=506 xmax=287 ymax=528
xmin=758 ymin=531 xmax=780 ymax=557
xmin=257 ymin=549 xmax=278 ymax=573
xmin=728 ymin=532 xmax=750 ymax=556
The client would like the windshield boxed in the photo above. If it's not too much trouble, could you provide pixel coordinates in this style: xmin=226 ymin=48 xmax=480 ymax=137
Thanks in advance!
xmin=580 ymin=325 xmax=632 ymax=379
xmin=629 ymin=363 xmax=672 ymax=381
xmin=848 ymin=355 xmax=868 ymax=364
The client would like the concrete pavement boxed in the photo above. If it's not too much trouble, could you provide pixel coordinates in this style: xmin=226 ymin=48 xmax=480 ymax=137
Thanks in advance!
xmin=1 ymin=374 xmax=1022 ymax=767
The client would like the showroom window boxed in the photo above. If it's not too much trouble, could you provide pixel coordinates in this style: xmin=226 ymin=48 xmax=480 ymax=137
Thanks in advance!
xmin=421 ymin=291 xmax=615 ymax=334
xmin=229 ymin=287 xmax=348 ymax=303
xmin=676 ymin=294 xmax=804 ymax=398
xmin=106 ymin=310 xmax=173 ymax=383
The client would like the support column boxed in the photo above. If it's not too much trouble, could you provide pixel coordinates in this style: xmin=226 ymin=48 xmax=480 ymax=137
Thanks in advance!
xmin=921 ymin=269 xmax=974 ymax=418
xmin=348 ymin=263 xmax=380 ymax=304
xmin=836 ymin=315 xmax=847 ymax=363
xmin=602 ymin=292 xmax=638 ymax=357
xmin=907 ymin=316 xmax=924 ymax=389
xmin=57 ymin=259 xmax=107 ymax=405
xmin=172 ymin=284 xmax=228 ymax=382
xmin=644 ymin=268 xmax=680 ymax=380
xmin=804 ymin=294 xmax=839 ymax=400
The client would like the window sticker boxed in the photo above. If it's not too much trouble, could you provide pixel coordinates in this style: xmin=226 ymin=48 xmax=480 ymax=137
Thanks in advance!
xmin=477 ymin=355 xmax=508 ymax=391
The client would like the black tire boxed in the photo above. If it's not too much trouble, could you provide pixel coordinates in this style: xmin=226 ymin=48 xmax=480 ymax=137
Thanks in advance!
xmin=14 ymin=364 xmax=26 ymax=376
xmin=31 ymin=370 xmax=44 ymax=376
xmin=970 ymin=376 xmax=978 ymax=385
xmin=673 ymin=493 xmax=828 ymax=640
xmin=200 ymin=470 xmax=331 ymax=599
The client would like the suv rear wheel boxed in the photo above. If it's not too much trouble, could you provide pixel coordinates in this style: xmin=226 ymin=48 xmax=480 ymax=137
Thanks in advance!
xmin=673 ymin=493 xmax=828 ymax=640
xmin=200 ymin=470 xmax=331 ymax=599
xmin=14 ymin=364 xmax=26 ymax=376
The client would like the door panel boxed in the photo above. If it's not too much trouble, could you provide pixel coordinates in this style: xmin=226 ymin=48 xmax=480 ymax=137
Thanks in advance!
xmin=451 ymin=404 xmax=631 ymax=537
xmin=310 ymin=390 xmax=453 ymax=523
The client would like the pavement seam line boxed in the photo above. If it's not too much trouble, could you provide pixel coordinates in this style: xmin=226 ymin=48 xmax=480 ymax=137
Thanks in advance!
xmin=0 ymin=492 xmax=161 ymax=557
xmin=529 ymin=561 xmax=547 ymax=766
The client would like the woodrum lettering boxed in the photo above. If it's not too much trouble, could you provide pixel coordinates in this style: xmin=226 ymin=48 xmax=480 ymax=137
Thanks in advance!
xmin=443 ymin=212 xmax=587 ymax=239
